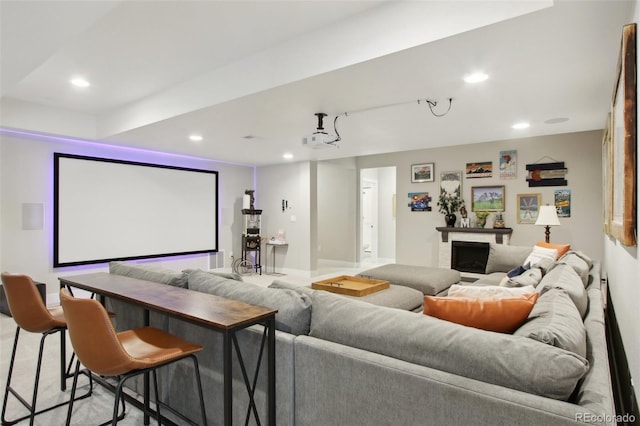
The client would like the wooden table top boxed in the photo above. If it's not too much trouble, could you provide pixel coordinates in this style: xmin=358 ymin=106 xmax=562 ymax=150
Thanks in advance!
xmin=59 ymin=272 xmax=277 ymax=330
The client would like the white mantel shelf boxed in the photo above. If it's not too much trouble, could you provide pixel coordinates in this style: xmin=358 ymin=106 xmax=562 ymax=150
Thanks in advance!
xmin=436 ymin=227 xmax=513 ymax=244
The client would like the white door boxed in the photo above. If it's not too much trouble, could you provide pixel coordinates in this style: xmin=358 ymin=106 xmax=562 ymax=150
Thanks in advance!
xmin=361 ymin=179 xmax=378 ymax=259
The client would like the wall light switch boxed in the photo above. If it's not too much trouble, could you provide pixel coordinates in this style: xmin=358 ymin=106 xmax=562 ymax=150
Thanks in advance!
xmin=290 ymin=215 xmax=297 ymax=222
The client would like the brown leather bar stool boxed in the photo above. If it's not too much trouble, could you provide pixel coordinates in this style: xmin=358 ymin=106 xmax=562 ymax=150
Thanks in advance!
xmin=60 ymin=289 xmax=207 ymax=426
xmin=1 ymin=273 xmax=92 ymax=426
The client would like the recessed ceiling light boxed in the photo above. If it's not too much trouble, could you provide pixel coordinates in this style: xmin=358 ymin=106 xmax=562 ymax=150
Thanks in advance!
xmin=463 ymin=72 xmax=489 ymax=83
xmin=70 ymin=77 xmax=90 ymax=88
xmin=283 ymin=153 xmax=293 ymax=160
xmin=511 ymin=122 xmax=530 ymax=130
xmin=189 ymin=135 xmax=203 ymax=142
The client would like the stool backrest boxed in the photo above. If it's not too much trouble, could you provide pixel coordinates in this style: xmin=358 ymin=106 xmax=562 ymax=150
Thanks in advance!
xmin=59 ymin=289 xmax=136 ymax=376
xmin=1 ymin=273 xmax=63 ymax=333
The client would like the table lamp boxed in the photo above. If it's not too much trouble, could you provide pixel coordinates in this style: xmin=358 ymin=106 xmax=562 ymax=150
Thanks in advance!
xmin=535 ymin=205 xmax=560 ymax=243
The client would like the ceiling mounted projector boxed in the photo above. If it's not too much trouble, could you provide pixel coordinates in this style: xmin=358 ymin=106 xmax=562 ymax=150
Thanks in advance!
xmin=301 ymin=113 xmax=339 ymax=148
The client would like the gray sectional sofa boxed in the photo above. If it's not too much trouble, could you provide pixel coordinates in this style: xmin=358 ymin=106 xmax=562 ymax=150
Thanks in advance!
xmin=103 ymin=247 xmax=615 ymax=426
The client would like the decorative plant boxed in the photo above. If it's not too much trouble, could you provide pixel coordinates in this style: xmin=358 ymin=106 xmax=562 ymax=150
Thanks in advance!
xmin=437 ymin=187 xmax=464 ymax=215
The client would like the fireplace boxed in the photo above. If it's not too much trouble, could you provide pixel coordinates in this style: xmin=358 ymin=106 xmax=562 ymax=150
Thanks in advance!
xmin=451 ymin=241 xmax=490 ymax=274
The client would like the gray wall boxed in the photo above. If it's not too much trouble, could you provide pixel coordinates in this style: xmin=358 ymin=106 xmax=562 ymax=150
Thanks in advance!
xmin=317 ymin=160 xmax=357 ymax=263
xmin=255 ymin=161 xmax=314 ymax=272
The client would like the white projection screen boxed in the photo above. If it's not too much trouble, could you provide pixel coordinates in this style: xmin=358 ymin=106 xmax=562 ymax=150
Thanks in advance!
xmin=54 ymin=153 xmax=218 ymax=267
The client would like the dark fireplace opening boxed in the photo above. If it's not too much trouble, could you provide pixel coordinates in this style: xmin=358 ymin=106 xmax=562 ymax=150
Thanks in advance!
xmin=451 ymin=241 xmax=490 ymax=274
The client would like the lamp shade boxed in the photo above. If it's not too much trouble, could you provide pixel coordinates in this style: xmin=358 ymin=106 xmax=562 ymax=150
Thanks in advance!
xmin=535 ymin=205 xmax=560 ymax=226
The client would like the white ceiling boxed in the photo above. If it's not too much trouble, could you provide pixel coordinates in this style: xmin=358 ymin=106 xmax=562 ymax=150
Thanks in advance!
xmin=0 ymin=0 xmax=634 ymax=166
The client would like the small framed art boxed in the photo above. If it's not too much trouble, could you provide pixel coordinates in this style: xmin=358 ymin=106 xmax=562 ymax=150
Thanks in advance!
xmin=517 ymin=193 xmax=541 ymax=224
xmin=411 ymin=163 xmax=434 ymax=183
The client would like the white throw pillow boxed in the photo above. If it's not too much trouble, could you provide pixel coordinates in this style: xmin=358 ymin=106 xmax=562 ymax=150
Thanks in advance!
xmin=447 ymin=284 xmax=536 ymax=298
xmin=523 ymin=246 xmax=558 ymax=268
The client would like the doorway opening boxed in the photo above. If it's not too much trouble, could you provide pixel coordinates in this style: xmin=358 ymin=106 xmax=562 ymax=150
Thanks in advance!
xmin=360 ymin=167 xmax=396 ymax=265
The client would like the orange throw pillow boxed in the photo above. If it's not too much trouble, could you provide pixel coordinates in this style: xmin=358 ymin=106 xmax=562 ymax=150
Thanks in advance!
xmin=535 ymin=241 xmax=571 ymax=259
xmin=423 ymin=293 xmax=540 ymax=333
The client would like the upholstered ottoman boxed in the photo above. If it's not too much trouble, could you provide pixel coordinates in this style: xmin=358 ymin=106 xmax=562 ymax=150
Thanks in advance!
xmin=357 ymin=264 xmax=460 ymax=296
xmin=269 ymin=280 xmax=424 ymax=312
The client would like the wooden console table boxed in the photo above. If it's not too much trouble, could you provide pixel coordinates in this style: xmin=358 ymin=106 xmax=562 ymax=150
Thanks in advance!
xmin=59 ymin=272 xmax=277 ymax=426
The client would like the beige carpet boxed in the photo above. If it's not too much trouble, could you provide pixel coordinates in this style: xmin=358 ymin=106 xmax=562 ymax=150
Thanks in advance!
xmin=0 ymin=313 xmax=148 ymax=425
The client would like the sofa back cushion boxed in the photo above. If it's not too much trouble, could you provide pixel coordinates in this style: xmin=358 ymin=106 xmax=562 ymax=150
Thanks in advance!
xmin=514 ymin=288 xmax=587 ymax=358
xmin=109 ymin=261 xmax=188 ymax=288
xmin=557 ymin=251 xmax=593 ymax=287
xmin=188 ymin=270 xmax=311 ymax=335
xmin=484 ymin=244 xmax=532 ymax=274
xmin=537 ymin=264 xmax=588 ymax=317
xmin=309 ymin=291 xmax=588 ymax=400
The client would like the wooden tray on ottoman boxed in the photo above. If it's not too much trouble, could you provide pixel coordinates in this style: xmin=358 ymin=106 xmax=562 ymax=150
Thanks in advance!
xmin=311 ymin=275 xmax=390 ymax=297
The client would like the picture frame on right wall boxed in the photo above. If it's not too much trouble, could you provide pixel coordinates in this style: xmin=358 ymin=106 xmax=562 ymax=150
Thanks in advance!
xmin=609 ymin=23 xmax=637 ymax=246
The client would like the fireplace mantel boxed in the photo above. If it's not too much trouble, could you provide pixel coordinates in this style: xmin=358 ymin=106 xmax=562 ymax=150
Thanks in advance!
xmin=436 ymin=227 xmax=513 ymax=244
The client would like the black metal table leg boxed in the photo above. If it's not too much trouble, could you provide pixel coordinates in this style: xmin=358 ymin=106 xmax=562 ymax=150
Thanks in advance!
xmin=224 ymin=331 xmax=232 ymax=426
xmin=267 ymin=317 xmax=276 ymax=425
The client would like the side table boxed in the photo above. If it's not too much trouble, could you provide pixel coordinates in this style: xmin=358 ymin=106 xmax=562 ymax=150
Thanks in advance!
xmin=266 ymin=242 xmax=288 ymax=276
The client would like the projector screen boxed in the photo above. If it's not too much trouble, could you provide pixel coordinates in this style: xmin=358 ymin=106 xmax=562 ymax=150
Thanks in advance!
xmin=54 ymin=153 xmax=218 ymax=267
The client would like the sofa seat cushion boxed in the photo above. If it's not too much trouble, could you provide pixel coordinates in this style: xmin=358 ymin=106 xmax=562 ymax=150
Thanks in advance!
xmin=309 ymin=291 xmax=588 ymax=400
xmin=423 ymin=293 xmax=539 ymax=333
xmin=109 ymin=261 xmax=188 ymax=288
xmin=357 ymin=264 xmax=460 ymax=295
xmin=188 ymin=270 xmax=312 ymax=335
xmin=471 ymin=272 xmax=506 ymax=287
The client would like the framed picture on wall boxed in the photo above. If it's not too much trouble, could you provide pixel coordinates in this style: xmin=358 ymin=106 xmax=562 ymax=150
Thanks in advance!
xmin=471 ymin=185 xmax=505 ymax=212
xmin=411 ymin=163 xmax=434 ymax=183
xmin=466 ymin=161 xmax=492 ymax=178
xmin=517 ymin=193 xmax=541 ymax=224
xmin=609 ymin=23 xmax=637 ymax=246
xmin=440 ymin=170 xmax=462 ymax=197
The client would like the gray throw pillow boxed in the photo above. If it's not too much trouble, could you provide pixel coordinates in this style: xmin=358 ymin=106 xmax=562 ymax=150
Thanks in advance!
xmin=109 ymin=261 xmax=188 ymax=288
xmin=514 ymin=288 xmax=586 ymax=358
xmin=188 ymin=270 xmax=312 ymax=335
xmin=485 ymin=244 xmax=532 ymax=274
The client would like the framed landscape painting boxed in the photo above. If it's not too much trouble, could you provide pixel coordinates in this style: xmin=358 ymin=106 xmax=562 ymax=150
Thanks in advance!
xmin=517 ymin=193 xmax=541 ymax=224
xmin=411 ymin=163 xmax=434 ymax=183
xmin=471 ymin=185 xmax=504 ymax=212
